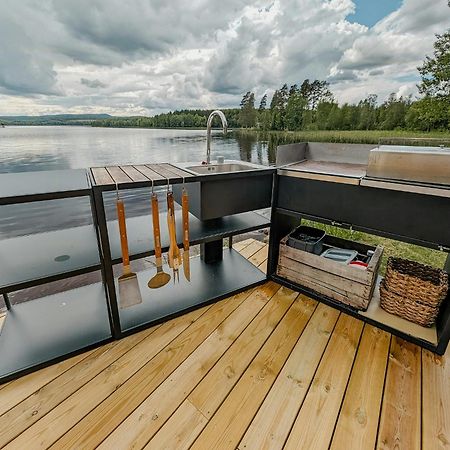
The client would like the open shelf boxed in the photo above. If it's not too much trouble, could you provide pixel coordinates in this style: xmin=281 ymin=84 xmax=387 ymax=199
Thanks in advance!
xmin=272 ymin=274 xmax=439 ymax=350
xmin=274 ymin=207 xmax=444 ymax=252
xmin=117 ymin=249 xmax=267 ymax=333
xmin=107 ymin=211 xmax=270 ymax=263
xmin=0 ymin=225 xmax=100 ymax=293
xmin=0 ymin=210 xmax=269 ymax=295
xmin=360 ymin=277 xmax=437 ymax=345
xmin=0 ymin=169 xmax=91 ymax=205
xmin=0 ymin=281 xmax=111 ymax=380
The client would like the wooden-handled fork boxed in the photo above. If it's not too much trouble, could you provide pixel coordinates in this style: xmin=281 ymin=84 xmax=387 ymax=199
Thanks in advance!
xmin=167 ymin=191 xmax=181 ymax=282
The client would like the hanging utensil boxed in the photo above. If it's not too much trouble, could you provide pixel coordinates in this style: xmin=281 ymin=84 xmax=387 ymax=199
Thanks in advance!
xmin=148 ymin=188 xmax=171 ymax=289
xmin=116 ymin=185 xmax=143 ymax=308
xmin=167 ymin=190 xmax=181 ymax=283
xmin=182 ymin=185 xmax=191 ymax=282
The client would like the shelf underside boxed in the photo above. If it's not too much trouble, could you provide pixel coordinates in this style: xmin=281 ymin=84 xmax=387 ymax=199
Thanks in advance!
xmin=118 ymin=249 xmax=266 ymax=332
xmin=0 ymin=211 xmax=269 ymax=293
xmin=0 ymin=282 xmax=111 ymax=379
xmin=273 ymin=274 xmax=438 ymax=348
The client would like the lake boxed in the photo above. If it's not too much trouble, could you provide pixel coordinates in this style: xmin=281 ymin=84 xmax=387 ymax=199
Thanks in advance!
xmin=0 ymin=126 xmax=274 ymax=173
xmin=0 ymin=126 xmax=274 ymax=237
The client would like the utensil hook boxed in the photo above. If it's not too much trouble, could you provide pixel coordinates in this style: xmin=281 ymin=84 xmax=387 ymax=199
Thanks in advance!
xmin=115 ymin=182 xmax=120 ymax=200
xmin=151 ymin=177 xmax=154 ymax=195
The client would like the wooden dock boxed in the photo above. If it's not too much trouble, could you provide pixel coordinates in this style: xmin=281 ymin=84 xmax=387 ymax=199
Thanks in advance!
xmin=0 ymin=239 xmax=448 ymax=449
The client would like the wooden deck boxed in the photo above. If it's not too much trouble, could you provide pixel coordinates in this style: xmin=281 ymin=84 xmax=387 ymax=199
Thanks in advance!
xmin=0 ymin=239 xmax=448 ymax=449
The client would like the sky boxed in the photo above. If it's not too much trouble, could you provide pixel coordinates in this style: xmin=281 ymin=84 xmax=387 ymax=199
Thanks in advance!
xmin=0 ymin=0 xmax=449 ymax=116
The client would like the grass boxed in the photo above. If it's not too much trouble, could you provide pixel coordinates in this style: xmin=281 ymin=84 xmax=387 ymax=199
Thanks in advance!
xmin=301 ymin=219 xmax=447 ymax=275
xmin=236 ymin=129 xmax=450 ymax=146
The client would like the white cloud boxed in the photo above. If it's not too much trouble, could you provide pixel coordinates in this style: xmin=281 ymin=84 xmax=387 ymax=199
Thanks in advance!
xmin=0 ymin=0 xmax=448 ymax=114
xmin=330 ymin=0 xmax=450 ymax=103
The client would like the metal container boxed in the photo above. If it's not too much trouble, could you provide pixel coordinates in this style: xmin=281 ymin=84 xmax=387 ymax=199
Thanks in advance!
xmin=366 ymin=145 xmax=450 ymax=186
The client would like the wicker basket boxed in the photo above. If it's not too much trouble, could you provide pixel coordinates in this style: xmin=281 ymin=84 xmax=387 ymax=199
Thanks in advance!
xmin=380 ymin=257 xmax=449 ymax=327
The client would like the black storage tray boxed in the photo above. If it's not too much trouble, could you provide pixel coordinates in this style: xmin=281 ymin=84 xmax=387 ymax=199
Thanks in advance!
xmin=287 ymin=225 xmax=325 ymax=254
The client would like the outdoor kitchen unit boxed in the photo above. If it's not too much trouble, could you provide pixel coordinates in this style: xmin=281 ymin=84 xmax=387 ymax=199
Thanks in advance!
xmin=269 ymin=141 xmax=450 ymax=355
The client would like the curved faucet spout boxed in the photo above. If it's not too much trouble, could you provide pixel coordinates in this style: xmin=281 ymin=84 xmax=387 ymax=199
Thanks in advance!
xmin=206 ymin=110 xmax=228 ymax=165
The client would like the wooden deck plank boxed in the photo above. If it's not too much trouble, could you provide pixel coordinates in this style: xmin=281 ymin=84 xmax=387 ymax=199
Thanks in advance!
xmin=189 ymin=286 xmax=299 ymax=418
xmin=258 ymin=260 xmax=268 ymax=273
xmin=51 ymin=287 xmax=264 ymax=450
xmin=239 ymin=240 xmax=265 ymax=260
xmin=190 ymin=295 xmax=318 ymax=450
xmin=105 ymin=166 xmax=132 ymax=184
xmin=239 ymin=302 xmax=339 ymax=450
xmin=0 ymin=351 xmax=93 ymax=416
xmin=96 ymin=283 xmax=280 ymax=450
xmin=145 ymin=400 xmax=208 ymax=450
xmin=120 ymin=165 xmax=150 ymax=182
xmin=284 ymin=314 xmax=364 ymax=450
xmin=148 ymin=285 xmax=300 ymax=449
xmin=0 ymin=381 xmax=11 ymax=391
xmin=0 ymin=327 xmax=157 ymax=447
xmin=422 ymin=348 xmax=450 ymax=450
xmin=377 ymin=337 xmax=421 ymax=450
xmin=90 ymin=167 xmax=114 ymax=185
xmin=249 ymin=243 xmax=268 ymax=267
xmin=233 ymin=239 xmax=254 ymax=252
xmin=7 ymin=307 xmax=208 ymax=450
xmin=330 ymin=325 xmax=391 ymax=450
xmin=1 ymin=241 xmax=449 ymax=450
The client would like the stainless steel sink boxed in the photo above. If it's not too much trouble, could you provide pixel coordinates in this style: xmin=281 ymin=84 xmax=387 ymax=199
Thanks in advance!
xmin=173 ymin=160 xmax=273 ymax=220
xmin=186 ymin=163 xmax=258 ymax=174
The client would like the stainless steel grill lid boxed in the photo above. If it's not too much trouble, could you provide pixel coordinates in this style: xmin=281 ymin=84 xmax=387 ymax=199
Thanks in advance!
xmin=366 ymin=145 xmax=450 ymax=186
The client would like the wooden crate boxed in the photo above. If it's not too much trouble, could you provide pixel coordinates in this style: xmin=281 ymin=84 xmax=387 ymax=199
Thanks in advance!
xmin=277 ymin=234 xmax=383 ymax=311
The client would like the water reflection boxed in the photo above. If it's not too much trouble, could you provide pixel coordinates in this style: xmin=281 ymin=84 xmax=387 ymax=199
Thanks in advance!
xmin=0 ymin=126 xmax=276 ymax=237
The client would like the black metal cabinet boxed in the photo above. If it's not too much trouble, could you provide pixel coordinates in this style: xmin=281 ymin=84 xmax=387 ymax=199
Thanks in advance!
xmin=268 ymin=171 xmax=450 ymax=355
xmin=0 ymin=170 xmax=112 ymax=382
xmin=0 ymin=166 xmax=272 ymax=382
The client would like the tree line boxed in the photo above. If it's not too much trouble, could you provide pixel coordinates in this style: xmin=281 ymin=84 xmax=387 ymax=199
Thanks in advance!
xmin=241 ymin=29 xmax=449 ymax=132
xmin=92 ymin=109 xmax=242 ymax=129
xmin=94 ymin=28 xmax=449 ymax=132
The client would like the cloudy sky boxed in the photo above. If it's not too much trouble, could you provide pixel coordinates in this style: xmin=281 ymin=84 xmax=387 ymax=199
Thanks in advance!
xmin=0 ymin=0 xmax=449 ymax=116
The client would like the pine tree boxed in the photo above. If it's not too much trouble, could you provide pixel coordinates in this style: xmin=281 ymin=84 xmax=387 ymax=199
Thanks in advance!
xmin=239 ymin=91 xmax=257 ymax=127
xmin=259 ymin=94 xmax=267 ymax=111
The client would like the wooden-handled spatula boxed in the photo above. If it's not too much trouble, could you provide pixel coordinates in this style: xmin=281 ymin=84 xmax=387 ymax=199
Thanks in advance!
xmin=117 ymin=190 xmax=143 ymax=308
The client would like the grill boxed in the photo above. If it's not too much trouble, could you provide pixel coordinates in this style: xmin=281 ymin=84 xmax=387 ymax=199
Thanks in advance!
xmin=277 ymin=142 xmax=450 ymax=198
xmin=366 ymin=145 xmax=450 ymax=186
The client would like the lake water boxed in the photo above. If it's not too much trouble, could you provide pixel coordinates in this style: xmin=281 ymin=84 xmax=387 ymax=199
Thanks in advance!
xmin=0 ymin=126 xmax=274 ymax=237
xmin=0 ymin=126 xmax=274 ymax=173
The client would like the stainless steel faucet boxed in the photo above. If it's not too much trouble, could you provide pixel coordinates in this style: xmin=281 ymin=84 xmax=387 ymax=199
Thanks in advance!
xmin=206 ymin=110 xmax=228 ymax=165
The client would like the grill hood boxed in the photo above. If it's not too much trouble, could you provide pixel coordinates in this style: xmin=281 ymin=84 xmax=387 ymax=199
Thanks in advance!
xmin=366 ymin=145 xmax=450 ymax=186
